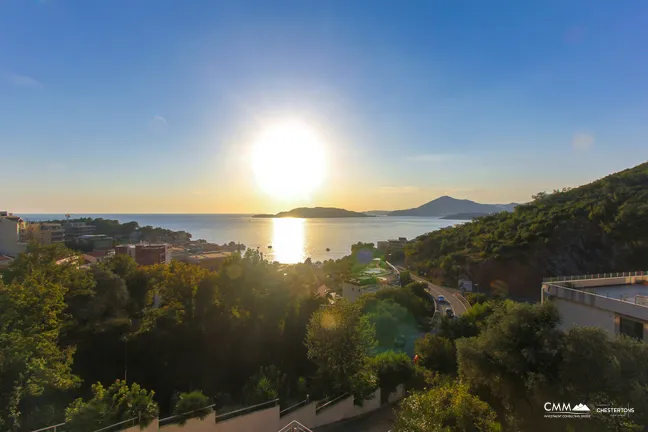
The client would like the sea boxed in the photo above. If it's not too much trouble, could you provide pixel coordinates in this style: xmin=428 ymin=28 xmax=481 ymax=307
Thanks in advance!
xmin=20 ymin=214 xmax=464 ymax=264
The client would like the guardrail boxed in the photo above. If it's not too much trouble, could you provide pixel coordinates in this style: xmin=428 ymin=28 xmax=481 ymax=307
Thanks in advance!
xmin=543 ymin=271 xmax=647 ymax=283
xmin=215 ymin=398 xmax=279 ymax=422
xmin=279 ymin=398 xmax=309 ymax=417
xmin=31 ymin=418 xmax=138 ymax=432
xmin=158 ymin=404 xmax=215 ymax=427
xmin=543 ymin=282 xmax=648 ymax=308
xmin=315 ymin=393 xmax=349 ymax=413
xmin=31 ymin=423 xmax=66 ymax=432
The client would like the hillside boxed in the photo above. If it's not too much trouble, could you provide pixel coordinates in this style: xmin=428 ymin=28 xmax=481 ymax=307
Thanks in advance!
xmin=440 ymin=212 xmax=491 ymax=220
xmin=406 ymin=162 xmax=648 ymax=300
xmin=388 ymin=196 xmax=516 ymax=217
xmin=253 ymin=207 xmax=373 ymax=218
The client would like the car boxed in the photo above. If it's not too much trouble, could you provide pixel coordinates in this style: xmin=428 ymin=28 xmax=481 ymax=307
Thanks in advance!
xmin=437 ymin=295 xmax=446 ymax=303
xmin=445 ymin=308 xmax=455 ymax=318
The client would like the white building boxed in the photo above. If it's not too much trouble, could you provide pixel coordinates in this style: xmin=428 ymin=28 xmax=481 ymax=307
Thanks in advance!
xmin=542 ymin=272 xmax=648 ymax=342
xmin=0 ymin=211 xmax=28 ymax=257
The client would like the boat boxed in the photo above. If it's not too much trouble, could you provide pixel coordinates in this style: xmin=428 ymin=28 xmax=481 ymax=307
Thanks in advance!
xmin=268 ymin=245 xmax=273 ymax=249
xmin=326 ymin=248 xmax=330 ymax=252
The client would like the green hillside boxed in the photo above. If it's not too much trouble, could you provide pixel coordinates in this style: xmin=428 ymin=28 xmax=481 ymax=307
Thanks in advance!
xmin=405 ymin=162 xmax=648 ymax=300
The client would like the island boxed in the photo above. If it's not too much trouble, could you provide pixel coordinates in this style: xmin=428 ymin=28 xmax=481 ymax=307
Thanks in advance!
xmin=440 ymin=212 xmax=491 ymax=220
xmin=253 ymin=207 xmax=374 ymax=218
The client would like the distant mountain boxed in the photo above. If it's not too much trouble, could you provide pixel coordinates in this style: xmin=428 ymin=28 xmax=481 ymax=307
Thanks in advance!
xmin=440 ymin=212 xmax=492 ymax=220
xmin=364 ymin=210 xmax=391 ymax=216
xmin=388 ymin=196 xmax=517 ymax=217
xmin=253 ymin=207 xmax=373 ymax=218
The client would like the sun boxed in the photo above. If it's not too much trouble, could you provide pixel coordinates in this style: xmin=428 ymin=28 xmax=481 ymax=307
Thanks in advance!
xmin=252 ymin=120 xmax=326 ymax=199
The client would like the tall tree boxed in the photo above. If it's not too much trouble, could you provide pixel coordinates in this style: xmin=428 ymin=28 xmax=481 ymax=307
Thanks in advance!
xmin=0 ymin=275 xmax=79 ymax=429
xmin=305 ymin=301 xmax=376 ymax=397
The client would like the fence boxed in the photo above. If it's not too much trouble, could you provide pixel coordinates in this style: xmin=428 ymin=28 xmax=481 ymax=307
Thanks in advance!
xmin=543 ymin=271 xmax=647 ymax=283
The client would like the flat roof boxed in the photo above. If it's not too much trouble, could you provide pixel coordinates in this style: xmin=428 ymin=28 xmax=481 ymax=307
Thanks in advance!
xmin=586 ymin=284 xmax=648 ymax=301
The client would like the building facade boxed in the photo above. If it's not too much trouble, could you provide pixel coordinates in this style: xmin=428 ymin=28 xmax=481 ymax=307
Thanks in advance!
xmin=115 ymin=243 xmax=170 ymax=266
xmin=542 ymin=272 xmax=648 ymax=342
xmin=0 ymin=211 xmax=28 ymax=257
xmin=77 ymin=234 xmax=114 ymax=251
xmin=24 ymin=223 xmax=65 ymax=245
xmin=377 ymin=237 xmax=408 ymax=253
xmin=64 ymin=222 xmax=96 ymax=241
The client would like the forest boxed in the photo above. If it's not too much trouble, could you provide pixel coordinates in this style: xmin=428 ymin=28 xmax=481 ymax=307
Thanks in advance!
xmin=405 ymin=162 xmax=648 ymax=299
xmin=0 ymin=242 xmax=431 ymax=431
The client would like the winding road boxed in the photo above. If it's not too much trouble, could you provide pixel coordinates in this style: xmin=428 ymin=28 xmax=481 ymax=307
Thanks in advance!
xmin=410 ymin=272 xmax=469 ymax=317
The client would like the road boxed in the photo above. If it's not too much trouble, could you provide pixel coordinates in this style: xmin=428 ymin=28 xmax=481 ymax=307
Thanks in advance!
xmin=399 ymin=267 xmax=469 ymax=316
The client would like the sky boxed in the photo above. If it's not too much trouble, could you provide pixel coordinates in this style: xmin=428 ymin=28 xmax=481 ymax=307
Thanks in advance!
xmin=1 ymin=0 xmax=648 ymax=214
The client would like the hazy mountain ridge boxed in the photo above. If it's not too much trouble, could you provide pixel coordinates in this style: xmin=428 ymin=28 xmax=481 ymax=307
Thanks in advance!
xmin=388 ymin=196 xmax=518 ymax=217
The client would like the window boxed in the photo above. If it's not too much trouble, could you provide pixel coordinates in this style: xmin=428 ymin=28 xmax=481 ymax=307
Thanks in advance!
xmin=619 ymin=316 xmax=644 ymax=340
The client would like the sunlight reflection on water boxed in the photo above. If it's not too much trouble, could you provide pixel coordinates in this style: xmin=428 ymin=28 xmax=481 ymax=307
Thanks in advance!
xmin=271 ymin=218 xmax=306 ymax=264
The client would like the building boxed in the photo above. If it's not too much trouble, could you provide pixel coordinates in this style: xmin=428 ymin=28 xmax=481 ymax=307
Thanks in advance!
xmin=174 ymin=251 xmax=231 ymax=270
xmin=64 ymin=221 xmax=96 ymax=241
xmin=77 ymin=234 xmax=114 ymax=251
xmin=541 ymin=271 xmax=648 ymax=342
xmin=83 ymin=250 xmax=114 ymax=265
xmin=115 ymin=243 xmax=171 ymax=266
xmin=0 ymin=211 xmax=28 ymax=257
xmin=24 ymin=222 xmax=65 ymax=245
xmin=377 ymin=237 xmax=408 ymax=254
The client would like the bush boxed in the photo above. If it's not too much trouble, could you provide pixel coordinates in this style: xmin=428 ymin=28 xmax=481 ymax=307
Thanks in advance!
xmin=371 ymin=351 xmax=414 ymax=403
xmin=173 ymin=391 xmax=211 ymax=423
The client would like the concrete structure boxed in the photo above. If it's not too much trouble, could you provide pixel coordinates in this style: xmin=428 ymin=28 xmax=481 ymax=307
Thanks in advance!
xmin=78 ymin=234 xmax=114 ymax=251
xmin=0 ymin=255 xmax=14 ymax=269
xmin=377 ymin=237 xmax=407 ymax=253
xmin=116 ymin=243 xmax=171 ymax=266
xmin=84 ymin=250 xmax=115 ymax=264
xmin=0 ymin=211 xmax=27 ymax=257
xmin=24 ymin=222 xmax=65 ymax=245
xmin=542 ymin=271 xmax=648 ymax=341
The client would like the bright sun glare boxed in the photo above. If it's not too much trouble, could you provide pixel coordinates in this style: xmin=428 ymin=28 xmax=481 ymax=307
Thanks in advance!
xmin=252 ymin=121 xmax=326 ymax=199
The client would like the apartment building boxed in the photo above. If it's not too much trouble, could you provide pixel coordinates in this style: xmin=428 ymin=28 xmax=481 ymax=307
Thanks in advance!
xmin=0 ymin=211 xmax=27 ymax=257
xmin=115 ymin=243 xmax=171 ymax=266
xmin=64 ymin=221 xmax=96 ymax=241
xmin=542 ymin=271 xmax=648 ymax=342
xmin=377 ymin=237 xmax=408 ymax=253
xmin=24 ymin=222 xmax=65 ymax=245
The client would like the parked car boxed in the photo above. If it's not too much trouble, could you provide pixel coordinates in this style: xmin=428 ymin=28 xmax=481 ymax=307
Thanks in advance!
xmin=445 ymin=308 xmax=455 ymax=318
xmin=437 ymin=295 xmax=446 ymax=303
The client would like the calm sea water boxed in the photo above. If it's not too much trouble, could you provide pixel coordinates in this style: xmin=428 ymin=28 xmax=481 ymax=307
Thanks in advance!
xmin=21 ymin=214 xmax=463 ymax=263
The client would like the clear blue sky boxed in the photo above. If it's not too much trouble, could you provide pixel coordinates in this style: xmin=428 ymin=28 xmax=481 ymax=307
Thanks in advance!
xmin=2 ymin=1 xmax=647 ymax=213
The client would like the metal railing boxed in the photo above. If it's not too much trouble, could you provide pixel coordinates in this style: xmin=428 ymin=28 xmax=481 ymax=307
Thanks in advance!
xmin=31 ymin=418 xmax=137 ymax=432
xmin=544 ymin=282 xmax=648 ymax=308
xmin=543 ymin=271 xmax=647 ymax=283
xmin=215 ymin=398 xmax=280 ymax=422
xmin=315 ymin=393 xmax=349 ymax=413
xmin=278 ymin=420 xmax=314 ymax=432
xmin=280 ymin=398 xmax=310 ymax=417
xmin=158 ymin=404 xmax=216 ymax=426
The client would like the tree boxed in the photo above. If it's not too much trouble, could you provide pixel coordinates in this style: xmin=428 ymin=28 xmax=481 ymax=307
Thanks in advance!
xmin=394 ymin=382 xmax=501 ymax=432
xmin=65 ymin=380 xmax=158 ymax=432
xmin=399 ymin=270 xmax=412 ymax=286
xmin=414 ymin=334 xmax=456 ymax=375
xmin=456 ymin=302 xmax=562 ymax=430
xmin=243 ymin=365 xmax=289 ymax=404
xmin=102 ymin=254 xmax=138 ymax=280
xmin=305 ymin=301 xmax=376 ymax=397
xmin=0 ymin=275 xmax=79 ymax=429
xmin=370 ymin=351 xmax=413 ymax=403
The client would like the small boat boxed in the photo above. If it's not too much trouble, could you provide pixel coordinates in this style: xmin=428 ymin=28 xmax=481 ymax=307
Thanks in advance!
xmin=268 ymin=245 xmax=273 ymax=249
xmin=326 ymin=248 xmax=330 ymax=252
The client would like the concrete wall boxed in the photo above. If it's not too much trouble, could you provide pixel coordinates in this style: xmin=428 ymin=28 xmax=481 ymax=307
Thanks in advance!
xmin=124 ymin=419 xmax=159 ymax=432
xmin=570 ymin=275 xmax=648 ymax=288
xmin=313 ymin=396 xmax=355 ymax=428
xmin=160 ymin=413 xmax=217 ymax=432
xmin=277 ymin=402 xmax=317 ymax=430
xmin=215 ymin=406 xmax=279 ymax=432
xmin=552 ymin=298 xmax=617 ymax=335
xmin=388 ymin=384 xmax=405 ymax=404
